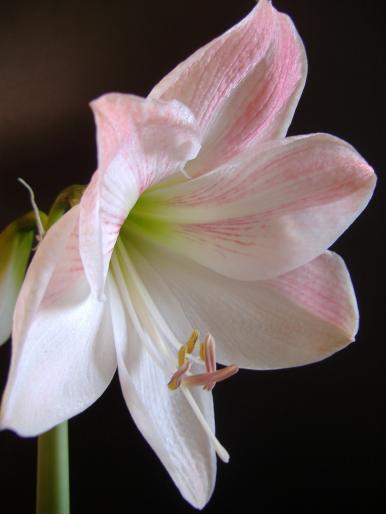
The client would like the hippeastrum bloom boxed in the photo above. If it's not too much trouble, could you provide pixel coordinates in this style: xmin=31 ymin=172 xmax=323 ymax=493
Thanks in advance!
xmin=0 ymin=1 xmax=376 ymax=508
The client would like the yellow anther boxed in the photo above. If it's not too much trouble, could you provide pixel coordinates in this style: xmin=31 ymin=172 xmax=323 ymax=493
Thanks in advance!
xmin=199 ymin=341 xmax=206 ymax=361
xmin=178 ymin=345 xmax=187 ymax=367
xmin=168 ymin=361 xmax=191 ymax=391
xmin=168 ymin=377 xmax=179 ymax=391
xmin=186 ymin=329 xmax=199 ymax=353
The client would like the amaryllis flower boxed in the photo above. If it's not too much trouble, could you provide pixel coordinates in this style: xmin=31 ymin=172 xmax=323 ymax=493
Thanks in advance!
xmin=0 ymin=0 xmax=375 ymax=508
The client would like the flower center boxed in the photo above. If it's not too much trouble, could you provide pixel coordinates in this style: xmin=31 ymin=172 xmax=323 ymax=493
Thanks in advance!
xmin=110 ymin=237 xmax=235 ymax=462
xmin=168 ymin=331 xmax=239 ymax=392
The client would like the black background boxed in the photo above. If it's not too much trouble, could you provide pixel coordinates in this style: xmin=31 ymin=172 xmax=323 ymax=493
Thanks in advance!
xmin=0 ymin=1 xmax=385 ymax=513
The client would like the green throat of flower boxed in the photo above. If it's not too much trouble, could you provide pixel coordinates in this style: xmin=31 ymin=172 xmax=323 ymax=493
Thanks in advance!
xmin=119 ymin=191 xmax=176 ymax=249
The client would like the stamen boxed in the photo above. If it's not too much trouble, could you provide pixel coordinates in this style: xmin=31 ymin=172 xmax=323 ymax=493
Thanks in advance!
xmin=183 ymin=388 xmax=230 ymax=463
xmin=203 ymin=334 xmax=216 ymax=374
xmin=198 ymin=334 xmax=217 ymax=390
xmin=169 ymin=332 xmax=238 ymax=392
xmin=168 ymin=361 xmax=191 ymax=391
xmin=178 ymin=345 xmax=187 ymax=367
xmin=186 ymin=329 xmax=199 ymax=354
xmin=111 ymin=245 xmax=231 ymax=464
xmin=110 ymin=251 xmax=174 ymax=370
xmin=199 ymin=341 xmax=206 ymax=361
xmin=183 ymin=365 xmax=239 ymax=391
xmin=117 ymin=240 xmax=186 ymax=354
xmin=115 ymin=241 xmax=176 ymax=364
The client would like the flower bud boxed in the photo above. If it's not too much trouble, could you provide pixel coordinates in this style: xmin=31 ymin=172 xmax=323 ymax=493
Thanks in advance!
xmin=0 ymin=213 xmax=39 ymax=344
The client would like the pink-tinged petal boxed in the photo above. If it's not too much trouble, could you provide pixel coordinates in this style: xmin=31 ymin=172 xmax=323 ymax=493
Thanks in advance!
xmin=0 ymin=207 xmax=117 ymax=436
xmin=150 ymin=0 xmax=307 ymax=176
xmin=132 ymin=245 xmax=359 ymax=370
xmin=107 ymin=276 xmax=216 ymax=509
xmin=80 ymin=94 xmax=201 ymax=298
xmin=12 ymin=207 xmax=83 ymax=344
xmin=137 ymin=134 xmax=375 ymax=280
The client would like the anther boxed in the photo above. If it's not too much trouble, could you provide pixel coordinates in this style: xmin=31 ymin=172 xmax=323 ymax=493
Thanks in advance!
xmin=167 ymin=361 xmax=191 ymax=390
xmin=186 ymin=329 xmax=199 ymax=354
xmin=202 ymin=334 xmax=216 ymax=374
xmin=178 ymin=345 xmax=187 ymax=367
xmin=199 ymin=341 xmax=206 ymax=361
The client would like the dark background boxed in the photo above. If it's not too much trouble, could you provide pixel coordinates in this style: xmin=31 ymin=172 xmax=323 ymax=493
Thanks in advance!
xmin=0 ymin=1 xmax=385 ymax=513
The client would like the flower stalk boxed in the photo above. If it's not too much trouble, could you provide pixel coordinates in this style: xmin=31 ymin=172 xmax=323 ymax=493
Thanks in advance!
xmin=36 ymin=422 xmax=70 ymax=514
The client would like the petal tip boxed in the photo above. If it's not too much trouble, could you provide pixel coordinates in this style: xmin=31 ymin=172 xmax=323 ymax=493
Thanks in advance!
xmin=89 ymin=92 xmax=121 ymax=113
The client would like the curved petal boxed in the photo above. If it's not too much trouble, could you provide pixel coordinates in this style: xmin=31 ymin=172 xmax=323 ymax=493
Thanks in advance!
xmin=131 ymin=244 xmax=359 ymax=370
xmin=0 ymin=221 xmax=33 ymax=345
xmin=11 ymin=207 xmax=83 ymax=342
xmin=107 ymin=275 xmax=216 ymax=509
xmin=80 ymin=94 xmax=201 ymax=299
xmin=150 ymin=0 xmax=307 ymax=176
xmin=0 ymin=207 xmax=117 ymax=436
xmin=135 ymin=134 xmax=376 ymax=280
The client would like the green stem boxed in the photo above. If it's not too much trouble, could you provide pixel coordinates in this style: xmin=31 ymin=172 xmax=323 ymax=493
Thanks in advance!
xmin=36 ymin=422 xmax=70 ymax=514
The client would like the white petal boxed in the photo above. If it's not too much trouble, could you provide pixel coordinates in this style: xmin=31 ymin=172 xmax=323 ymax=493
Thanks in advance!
xmin=107 ymin=275 xmax=216 ymax=509
xmin=0 ymin=208 xmax=117 ymax=436
xmin=129 ymin=244 xmax=359 ymax=370
xmin=136 ymin=134 xmax=375 ymax=280
xmin=11 ymin=207 xmax=83 ymax=344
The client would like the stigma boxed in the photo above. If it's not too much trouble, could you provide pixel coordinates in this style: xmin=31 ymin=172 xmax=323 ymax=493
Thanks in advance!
xmin=168 ymin=331 xmax=239 ymax=391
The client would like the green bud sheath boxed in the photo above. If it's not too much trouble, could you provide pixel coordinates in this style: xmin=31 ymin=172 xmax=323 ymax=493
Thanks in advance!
xmin=0 ymin=212 xmax=45 ymax=345
xmin=47 ymin=185 xmax=85 ymax=229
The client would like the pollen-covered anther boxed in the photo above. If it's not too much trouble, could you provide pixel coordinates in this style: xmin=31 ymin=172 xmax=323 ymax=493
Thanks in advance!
xmin=182 ymin=365 xmax=239 ymax=391
xmin=186 ymin=329 xmax=199 ymax=354
xmin=202 ymin=334 xmax=216 ymax=372
xmin=178 ymin=344 xmax=187 ymax=367
xmin=168 ymin=331 xmax=238 ymax=392
xmin=168 ymin=361 xmax=191 ymax=391
xmin=199 ymin=333 xmax=217 ymax=389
